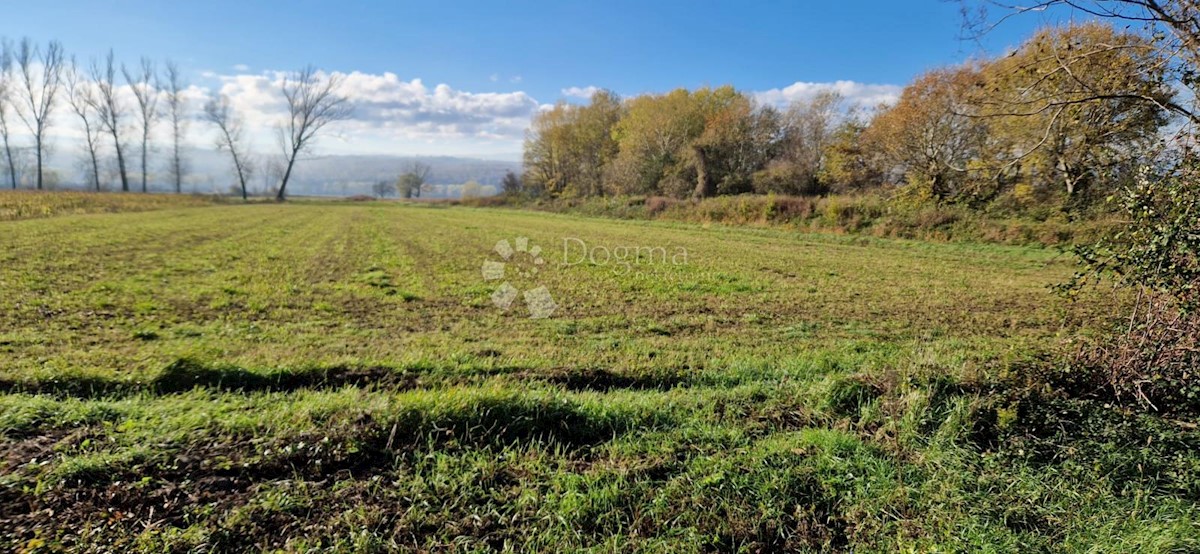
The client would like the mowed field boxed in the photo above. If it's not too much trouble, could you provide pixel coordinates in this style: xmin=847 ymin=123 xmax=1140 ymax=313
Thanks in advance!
xmin=1 ymin=199 xmax=1197 ymax=552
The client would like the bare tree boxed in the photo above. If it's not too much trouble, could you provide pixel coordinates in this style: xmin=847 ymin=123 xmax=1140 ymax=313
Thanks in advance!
xmin=260 ymin=154 xmax=285 ymax=196
xmin=276 ymin=66 xmax=351 ymax=201
xmin=64 ymin=59 xmax=105 ymax=191
xmin=91 ymin=51 xmax=130 ymax=191
xmin=204 ymin=95 xmax=253 ymax=201
xmin=0 ymin=39 xmax=17 ymax=189
xmin=164 ymin=60 xmax=188 ymax=193
xmin=372 ymin=179 xmax=397 ymax=198
xmin=399 ymin=160 xmax=432 ymax=198
xmin=124 ymin=58 xmax=159 ymax=192
xmin=13 ymin=38 xmax=65 ymax=190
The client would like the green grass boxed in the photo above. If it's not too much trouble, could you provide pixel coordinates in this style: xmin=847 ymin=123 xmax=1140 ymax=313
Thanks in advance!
xmin=1 ymin=201 xmax=1196 ymax=552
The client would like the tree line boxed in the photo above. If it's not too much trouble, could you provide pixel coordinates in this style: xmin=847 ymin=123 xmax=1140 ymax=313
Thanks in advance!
xmin=0 ymin=38 xmax=351 ymax=200
xmin=521 ymin=22 xmax=1173 ymax=212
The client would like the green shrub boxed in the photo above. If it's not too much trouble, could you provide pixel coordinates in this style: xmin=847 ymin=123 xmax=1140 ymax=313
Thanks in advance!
xmin=1065 ymin=163 xmax=1200 ymax=414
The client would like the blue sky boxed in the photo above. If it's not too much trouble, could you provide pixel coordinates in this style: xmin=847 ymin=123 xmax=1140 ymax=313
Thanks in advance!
xmin=5 ymin=0 xmax=1073 ymax=159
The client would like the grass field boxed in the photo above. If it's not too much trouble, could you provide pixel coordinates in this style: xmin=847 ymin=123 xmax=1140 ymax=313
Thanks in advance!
xmin=1 ymin=200 xmax=1198 ymax=552
xmin=0 ymin=190 xmax=216 ymax=221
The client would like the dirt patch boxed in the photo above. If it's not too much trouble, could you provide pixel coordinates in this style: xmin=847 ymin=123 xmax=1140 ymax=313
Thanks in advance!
xmin=537 ymin=367 xmax=688 ymax=392
xmin=0 ymin=359 xmax=422 ymax=399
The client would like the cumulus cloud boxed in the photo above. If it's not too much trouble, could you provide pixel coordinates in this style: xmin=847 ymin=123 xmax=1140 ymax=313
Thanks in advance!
xmin=561 ymin=85 xmax=600 ymax=100
xmin=232 ymin=63 xmax=250 ymax=72
xmin=753 ymin=80 xmax=902 ymax=109
xmin=208 ymin=70 xmax=541 ymax=149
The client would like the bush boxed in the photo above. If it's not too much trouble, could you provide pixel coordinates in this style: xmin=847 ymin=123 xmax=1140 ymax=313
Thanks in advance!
xmin=762 ymin=195 xmax=815 ymax=222
xmin=645 ymin=196 xmax=679 ymax=216
xmin=751 ymin=164 xmax=825 ymax=196
xmin=1065 ymin=163 xmax=1200 ymax=414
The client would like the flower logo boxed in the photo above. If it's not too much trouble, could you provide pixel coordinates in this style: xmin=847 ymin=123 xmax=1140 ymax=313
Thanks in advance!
xmin=481 ymin=237 xmax=557 ymax=319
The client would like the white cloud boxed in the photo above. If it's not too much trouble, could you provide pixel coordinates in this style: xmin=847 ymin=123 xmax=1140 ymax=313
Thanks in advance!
xmin=210 ymin=70 xmax=541 ymax=153
xmin=509 ymin=75 xmax=522 ymax=83
xmin=232 ymin=64 xmax=250 ymax=72
xmin=753 ymin=80 xmax=902 ymax=109
xmin=561 ymin=85 xmax=600 ymax=100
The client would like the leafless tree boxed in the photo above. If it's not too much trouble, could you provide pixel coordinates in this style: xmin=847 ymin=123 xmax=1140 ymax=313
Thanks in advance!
xmin=204 ymin=95 xmax=253 ymax=201
xmin=13 ymin=38 xmax=65 ymax=190
xmin=277 ymin=66 xmax=351 ymax=200
xmin=260 ymin=154 xmax=285 ymax=195
xmin=0 ymin=39 xmax=17 ymax=189
xmin=64 ymin=59 xmax=105 ymax=191
xmin=164 ymin=60 xmax=188 ymax=193
xmin=124 ymin=58 xmax=159 ymax=192
xmin=779 ymin=91 xmax=843 ymax=189
xmin=372 ymin=179 xmax=397 ymax=198
xmin=91 ymin=51 xmax=130 ymax=191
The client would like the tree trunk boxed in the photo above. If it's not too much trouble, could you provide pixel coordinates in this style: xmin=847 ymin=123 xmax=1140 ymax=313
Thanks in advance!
xmin=1059 ymin=155 xmax=1080 ymax=197
xmin=173 ymin=141 xmax=182 ymax=193
xmin=88 ymin=144 xmax=101 ymax=191
xmin=2 ymin=139 xmax=15 ymax=190
xmin=112 ymin=128 xmax=129 ymax=192
xmin=691 ymin=146 xmax=714 ymax=199
xmin=277 ymin=153 xmax=297 ymax=201
xmin=141 ymin=135 xmax=148 ymax=193
xmin=34 ymin=134 xmax=43 ymax=190
xmin=232 ymin=152 xmax=248 ymax=202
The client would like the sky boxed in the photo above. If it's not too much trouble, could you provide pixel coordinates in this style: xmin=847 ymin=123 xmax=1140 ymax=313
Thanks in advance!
xmin=3 ymin=0 xmax=1075 ymax=161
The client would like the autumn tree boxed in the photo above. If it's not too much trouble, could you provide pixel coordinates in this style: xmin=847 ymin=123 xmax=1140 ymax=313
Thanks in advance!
xmin=607 ymin=86 xmax=776 ymax=198
xmin=964 ymin=1 xmax=1200 ymax=125
xmin=522 ymin=89 xmax=623 ymax=197
xmin=523 ymin=102 xmax=578 ymax=196
xmin=975 ymin=22 xmax=1170 ymax=202
xmin=818 ymin=108 xmax=884 ymax=193
xmin=862 ymin=65 xmax=988 ymax=201
xmin=965 ymin=3 xmax=1200 ymax=412
xmin=572 ymin=90 xmax=623 ymax=196
xmin=755 ymin=91 xmax=842 ymax=195
xmin=609 ymin=88 xmax=701 ymax=196
xmin=277 ymin=66 xmax=351 ymax=201
xmin=687 ymin=89 xmax=779 ymax=198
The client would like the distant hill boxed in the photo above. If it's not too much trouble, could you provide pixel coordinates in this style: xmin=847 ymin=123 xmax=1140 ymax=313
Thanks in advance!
xmin=281 ymin=155 xmax=521 ymax=197
xmin=27 ymin=148 xmax=521 ymax=198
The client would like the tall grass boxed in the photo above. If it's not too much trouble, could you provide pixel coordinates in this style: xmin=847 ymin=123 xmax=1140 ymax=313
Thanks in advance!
xmin=465 ymin=192 xmax=1121 ymax=247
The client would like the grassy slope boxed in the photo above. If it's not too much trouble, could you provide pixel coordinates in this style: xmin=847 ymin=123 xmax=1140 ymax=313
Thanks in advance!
xmin=0 ymin=202 xmax=1196 ymax=552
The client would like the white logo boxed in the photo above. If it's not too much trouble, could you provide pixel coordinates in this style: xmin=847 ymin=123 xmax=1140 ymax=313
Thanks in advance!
xmin=481 ymin=237 xmax=557 ymax=319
